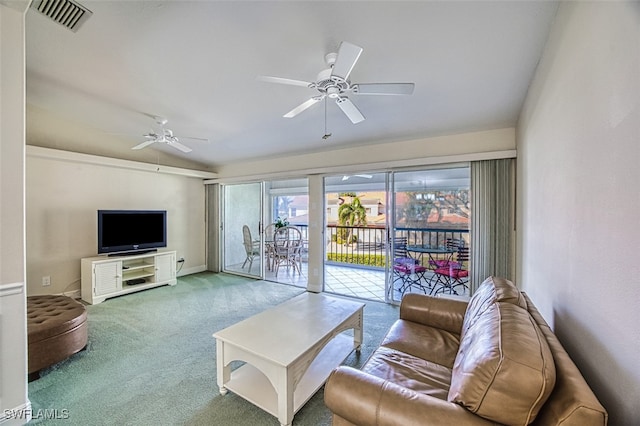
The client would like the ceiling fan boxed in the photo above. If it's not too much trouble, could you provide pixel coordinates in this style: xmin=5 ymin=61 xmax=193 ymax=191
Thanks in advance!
xmin=342 ymin=174 xmax=373 ymax=181
xmin=259 ymin=41 xmax=415 ymax=124
xmin=131 ymin=117 xmax=208 ymax=153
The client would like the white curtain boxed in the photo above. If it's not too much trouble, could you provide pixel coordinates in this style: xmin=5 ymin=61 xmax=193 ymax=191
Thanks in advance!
xmin=470 ymin=159 xmax=513 ymax=293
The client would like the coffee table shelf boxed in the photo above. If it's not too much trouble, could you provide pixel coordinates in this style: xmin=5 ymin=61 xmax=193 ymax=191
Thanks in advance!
xmin=224 ymin=333 xmax=353 ymax=418
xmin=213 ymin=292 xmax=364 ymax=426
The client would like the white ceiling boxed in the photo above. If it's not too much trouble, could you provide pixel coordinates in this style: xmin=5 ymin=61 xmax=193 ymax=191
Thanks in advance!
xmin=25 ymin=1 xmax=558 ymax=169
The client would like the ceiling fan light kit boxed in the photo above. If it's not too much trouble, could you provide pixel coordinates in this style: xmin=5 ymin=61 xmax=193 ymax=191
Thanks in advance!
xmin=259 ymin=41 xmax=415 ymax=125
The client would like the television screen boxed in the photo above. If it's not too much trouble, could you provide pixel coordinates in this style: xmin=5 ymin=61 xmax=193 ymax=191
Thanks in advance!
xmin=98 ymin=210 xmax=167 ymax=255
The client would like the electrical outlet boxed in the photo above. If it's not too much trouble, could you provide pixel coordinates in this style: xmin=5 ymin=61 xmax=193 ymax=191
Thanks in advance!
xmin=42 ymin=276 xmax=51 ymax=287
xmin=177 ymin=257 xmax=185 ymax=263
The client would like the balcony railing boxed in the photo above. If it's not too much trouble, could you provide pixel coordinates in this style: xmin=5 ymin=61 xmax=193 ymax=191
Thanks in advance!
xmin=325 ymin=224 xmax=469 ymax=268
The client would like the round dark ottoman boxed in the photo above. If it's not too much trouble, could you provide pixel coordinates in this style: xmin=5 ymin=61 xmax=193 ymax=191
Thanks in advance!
xmin=27 ymin=295 xmax=88 ymax=379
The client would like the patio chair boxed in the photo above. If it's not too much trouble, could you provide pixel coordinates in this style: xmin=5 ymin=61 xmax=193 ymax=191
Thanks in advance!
xmin=431 ymin=245 xmax=469 ymax=296
xmin=272 ymin=226 xmax=303 ymax=277
xmin=263 ymin=223 xmax=277 ymax=271
xmin=428 ymin=238 xmax=464 ymax=269
xmin=392 ymin=237 xmax=429 ymax=296
xmin=241 ymin=225 xmax=260 ymax=272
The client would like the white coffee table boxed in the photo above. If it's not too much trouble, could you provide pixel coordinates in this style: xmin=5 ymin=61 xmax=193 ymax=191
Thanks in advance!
xmin=213 ymin=292 xmax=364 ymax=426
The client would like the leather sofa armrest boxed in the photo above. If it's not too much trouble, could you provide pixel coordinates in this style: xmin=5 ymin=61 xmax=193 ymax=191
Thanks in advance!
xmin=400 ymin=293 xmax=468 ymax=335
xmin=325 ymin=366 xmax=494 ymax=426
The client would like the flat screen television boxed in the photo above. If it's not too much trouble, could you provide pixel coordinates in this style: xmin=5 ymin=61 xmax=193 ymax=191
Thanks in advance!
xmin=98 ymin=210 xmax=167 ymax=255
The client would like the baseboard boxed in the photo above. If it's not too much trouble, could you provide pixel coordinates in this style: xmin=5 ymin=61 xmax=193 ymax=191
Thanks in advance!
xmin=0 ymin=400 xmax=32 ymax=425
xmin=61 ymin=289 xmax=81 ymax=299
xmin=177 ymin=264 xmax=207 ymax=277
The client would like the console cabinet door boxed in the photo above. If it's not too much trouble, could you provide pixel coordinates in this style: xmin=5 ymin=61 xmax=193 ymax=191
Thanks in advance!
xmin=94 ymin=261 xmax=122 ymax=296
xmin=155 ymin=252 xmax=175 ymax=283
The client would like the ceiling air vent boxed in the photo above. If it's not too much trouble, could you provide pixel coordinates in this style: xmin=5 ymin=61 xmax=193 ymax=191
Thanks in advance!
xmin=31 ymin=0 xmax=93 ymax=32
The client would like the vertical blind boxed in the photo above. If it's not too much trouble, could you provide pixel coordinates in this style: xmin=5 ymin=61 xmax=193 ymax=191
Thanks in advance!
xmin=470 ymin=159 xmax=513 ymax=293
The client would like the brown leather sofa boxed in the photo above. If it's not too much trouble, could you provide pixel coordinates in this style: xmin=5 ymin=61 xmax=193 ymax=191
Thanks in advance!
xmin=325 ymin=276 xmax=607 ymax=425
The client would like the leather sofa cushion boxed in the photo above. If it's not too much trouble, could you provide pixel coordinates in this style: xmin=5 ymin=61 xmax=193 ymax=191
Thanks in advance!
xmin=462 ymin=276 xmax=527 ymax=338
xmin=400 ymin=293 xmax=468 ymax=335
xmin=448 ymin=302 xmax=556 ymax=425
xmin=363 ymin=346 xmax=452 ymax=400
xmin=476 ymin=276 xmax=526 ymax=307
xmin=381 ymin=319 xmax=460 ymax=369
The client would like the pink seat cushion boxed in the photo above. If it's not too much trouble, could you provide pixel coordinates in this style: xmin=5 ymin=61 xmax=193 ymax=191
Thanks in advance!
xmin=434 ymin=267 xmax=468 ymax=279
xmin=395 ymin=264 xmax=427 ymax=274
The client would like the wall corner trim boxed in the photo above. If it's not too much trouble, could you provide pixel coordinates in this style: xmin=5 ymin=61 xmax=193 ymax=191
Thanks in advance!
xmin=0 ymin=400 xmax=32 ymax=424
xmin=0 ymin=282 xmax=24 ymax=297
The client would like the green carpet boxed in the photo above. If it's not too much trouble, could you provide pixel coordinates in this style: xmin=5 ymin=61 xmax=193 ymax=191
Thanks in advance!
xmin=28 ymin=272 xmax=399 ymax=425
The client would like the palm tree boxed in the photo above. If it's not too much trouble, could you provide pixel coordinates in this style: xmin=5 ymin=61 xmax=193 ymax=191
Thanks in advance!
xmin=337 ymin=196 xmax=367 ymax=244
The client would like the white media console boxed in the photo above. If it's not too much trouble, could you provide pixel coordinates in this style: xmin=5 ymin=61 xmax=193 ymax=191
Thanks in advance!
xmin=81 ymin=250 xmax=177 ymax=304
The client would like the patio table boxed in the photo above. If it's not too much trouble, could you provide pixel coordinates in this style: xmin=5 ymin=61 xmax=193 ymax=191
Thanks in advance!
xmin=406 ymin=246 xmax=456 ymax=291
xmin=406 ymin=245 xmax=455 ymax=266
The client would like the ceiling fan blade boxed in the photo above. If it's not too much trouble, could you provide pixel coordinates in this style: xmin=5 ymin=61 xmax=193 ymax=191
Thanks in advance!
xmin=131 ymin=140 xmax=156 ymax=150
xmin=342 ymin=174 xmax=373 ymax=181
xmin=283 ymin=96 xmax=323 ymax=118
xmin=167 ymin=140 xmax=193 ymax=153
xmin=179 ymin=136 xmax=210 ymax=143
xmin=258 ymin=76 xmax=313 ymax=88
xmin=353 ymin=83 xmax=415 ymax=95
xmin=335 ymin=97 xmax=365 ymax=124
xmin=331 ymin=42 xmax=363 ymax=81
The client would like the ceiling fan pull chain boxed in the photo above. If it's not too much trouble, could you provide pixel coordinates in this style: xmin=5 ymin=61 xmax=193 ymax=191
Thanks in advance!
xmin=323 ymin=97 xmax=331 ymax=140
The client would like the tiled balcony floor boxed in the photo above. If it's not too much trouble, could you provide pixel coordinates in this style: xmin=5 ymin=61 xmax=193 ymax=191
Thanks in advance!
xmin=228 ymin=260 xmax=468 ymax=303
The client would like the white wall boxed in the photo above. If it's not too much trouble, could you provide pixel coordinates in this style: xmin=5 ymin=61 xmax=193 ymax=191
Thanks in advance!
xmin=0 ymin=1 xmax=30 ymax=423
xmin=517 ymin=2 xmax=640 ymax=424
xmin=215 ymin=127 xmax=515 ymax=179
xmin=26 ymin=153 xmax=208 ymax=296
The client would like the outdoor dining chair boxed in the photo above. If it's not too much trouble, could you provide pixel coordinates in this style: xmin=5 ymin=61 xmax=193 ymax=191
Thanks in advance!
xmin=431 ymin=245 xmax=469 ymax=296
xmin=428 ymin=238 xmax=464 ymax=270
xmin=263 ymin=223 xmax=277 ymax=271
xmin=391 ymin=236 xmax=429 ymax=296
xmin=272 ymin=225 xmax=303 ymax=277
xmin=241 ymin=225 xmax=260 ymax=273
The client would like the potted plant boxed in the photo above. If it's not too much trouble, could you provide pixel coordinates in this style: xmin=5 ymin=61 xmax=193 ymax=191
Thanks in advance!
xmin=275 ymin=216 xmax=290 ymax=229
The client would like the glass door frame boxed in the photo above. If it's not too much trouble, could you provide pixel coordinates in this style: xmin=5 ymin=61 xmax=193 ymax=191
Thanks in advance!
xmin=386 ymin=172 xmax=398 ymax=303
xmin=220 ymin=181 xmax=265 ymax=279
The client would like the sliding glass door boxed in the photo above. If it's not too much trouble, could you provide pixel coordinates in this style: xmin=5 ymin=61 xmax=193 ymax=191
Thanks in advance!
xmin=218 ymin=168 xmax=470 ymax=300
xmin=320 ymin=167 xmax=470 ymax=304
xmin=222 ymin=182 xmax=263 ymax=278
xmin=390 ymin=167 xmax=471 ymax=301
xmin=323 ymin=173 xmax=389 ymax=301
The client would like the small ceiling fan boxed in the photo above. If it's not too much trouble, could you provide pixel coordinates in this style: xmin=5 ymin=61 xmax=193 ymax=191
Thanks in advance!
xmin=131 ymin=117 xmax=208 ymax=153
xmin=259 ymin=41 xmax=415 ymax=124
xmin=342 ymin=174 xmax=373 ymax=181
